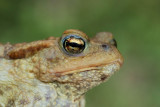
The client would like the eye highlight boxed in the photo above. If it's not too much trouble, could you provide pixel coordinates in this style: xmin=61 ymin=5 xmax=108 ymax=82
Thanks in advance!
xmin=62 ymin=35 xmax=86 ymax=55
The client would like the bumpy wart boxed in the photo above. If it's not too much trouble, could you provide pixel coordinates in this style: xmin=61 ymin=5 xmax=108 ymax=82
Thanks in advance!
xmin=0 ymin=29 xmax=123 ymax=107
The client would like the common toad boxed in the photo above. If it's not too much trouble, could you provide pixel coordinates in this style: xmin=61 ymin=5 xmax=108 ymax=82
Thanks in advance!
xmin=0 ymin=29 xmax=123 ymax=107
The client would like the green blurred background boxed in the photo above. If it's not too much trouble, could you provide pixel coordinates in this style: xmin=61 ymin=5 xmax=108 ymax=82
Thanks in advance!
xmin=0 ymin=0 xmax=160 ymax=107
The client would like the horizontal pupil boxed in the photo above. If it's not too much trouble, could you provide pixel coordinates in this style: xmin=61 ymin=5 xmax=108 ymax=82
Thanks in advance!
xmin=66 ymin=42 xmax=84 ymax=48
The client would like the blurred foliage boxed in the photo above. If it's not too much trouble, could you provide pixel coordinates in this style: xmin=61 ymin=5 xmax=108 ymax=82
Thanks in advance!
xmin=0 ymin=0 xmax=160 ymax=107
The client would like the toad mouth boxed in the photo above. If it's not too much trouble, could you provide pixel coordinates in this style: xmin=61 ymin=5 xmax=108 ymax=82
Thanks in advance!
xmin=54 ymin=59 xmax=122 ymax=77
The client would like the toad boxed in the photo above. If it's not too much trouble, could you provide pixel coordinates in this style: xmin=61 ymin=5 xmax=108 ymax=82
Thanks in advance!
xmin=0 ymin=29 xmax=123 ymax=107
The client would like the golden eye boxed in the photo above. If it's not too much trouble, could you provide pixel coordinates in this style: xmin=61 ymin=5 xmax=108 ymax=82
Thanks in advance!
xmin=62 ymin=35 xmax=86 ymax=55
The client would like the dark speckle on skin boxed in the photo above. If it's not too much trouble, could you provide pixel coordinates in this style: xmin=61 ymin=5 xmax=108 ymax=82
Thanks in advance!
xmin=0 ymin=89 xmax=3 ymax=95
xmin=34 ymin=95 xmax=42 ymax=101
xmin=5 ymin=86 xmax=12 ymax=91
xmin=100 ymin=74 xmax=108 ymax=81
xmin=65 ymin=85 xmax=70 ymax=89
xmin=45 ymin=92 xmax=51 ymax=100
xmin=6 ymin=99 xmax=15 ymax=107
xmin=19 ymin=99 xmax=30 ymax=105
xmin=102 ymin=44 xmax=109 ymax=50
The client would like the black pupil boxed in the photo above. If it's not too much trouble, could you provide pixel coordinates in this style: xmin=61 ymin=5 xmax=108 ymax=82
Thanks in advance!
xmin=63 ymin=37 xmax=85 ymax=54
xmin=66 ymin=42 xmax=83 ymax=48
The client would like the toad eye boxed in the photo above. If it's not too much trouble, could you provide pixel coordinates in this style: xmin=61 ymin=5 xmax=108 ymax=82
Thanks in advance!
xmin=62 ymin=35 xmax=86 ymax=55
xmin=110 ymin=39 xmax=117 ymax=47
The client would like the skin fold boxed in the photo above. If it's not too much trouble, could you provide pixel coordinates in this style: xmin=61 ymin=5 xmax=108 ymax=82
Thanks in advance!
xmin=0 ymin=29 xmax=123 ymax=107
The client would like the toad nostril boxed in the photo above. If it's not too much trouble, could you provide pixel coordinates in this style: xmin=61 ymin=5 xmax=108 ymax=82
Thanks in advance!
xmin=102 ymin=44 xmax=109 ymax=50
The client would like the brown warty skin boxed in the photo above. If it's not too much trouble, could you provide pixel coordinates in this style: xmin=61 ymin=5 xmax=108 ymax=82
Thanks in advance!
xmin=0 ymin=29 xmax=123 ymax=107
